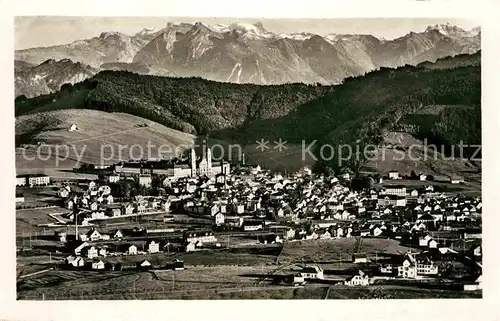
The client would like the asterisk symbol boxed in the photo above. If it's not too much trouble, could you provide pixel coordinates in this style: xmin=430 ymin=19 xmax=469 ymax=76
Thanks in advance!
xmin=274 ymin=138 xmax=287 ymax=151
xmin=255 ymin=138 xmax=270 ymax=152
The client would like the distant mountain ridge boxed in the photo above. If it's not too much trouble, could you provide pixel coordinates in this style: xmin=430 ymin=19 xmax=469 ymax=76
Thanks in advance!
xmin=15 ymin=22 xmax=480 ymax=97
xmin=15 ymin=59 xmax=180 ymax=98
xmin=15 ymin=59 xmax=97 ymax=98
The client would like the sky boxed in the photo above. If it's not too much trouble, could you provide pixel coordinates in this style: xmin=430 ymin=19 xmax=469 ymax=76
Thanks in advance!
xmin=15 ymin=17 xmax=480 ymax=50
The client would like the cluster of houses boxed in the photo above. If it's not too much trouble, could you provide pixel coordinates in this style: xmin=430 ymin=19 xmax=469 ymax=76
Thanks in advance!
xmin=59 ymin=226 xmax=219 ymax=271
xmin=57 ymin=180 xmax=171 ymax=225
xmin=164 ymin=166 xmax=481 ymax=247
xmin=55 ymin=165 xmax=481 ymax=257
xmin=65 ymin=253 xmax=185 ymax=272
xmin=41 ymin=162 xmax=481 ymax=290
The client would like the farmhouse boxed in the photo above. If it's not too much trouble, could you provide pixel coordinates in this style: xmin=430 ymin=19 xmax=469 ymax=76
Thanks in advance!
xmin=214 ymin=212 xmax=225 ymax=226
xmin=91 ymin=259 xmax=105 ymax=270
xmin=66 ymin=255 xmax=85 ymax=267
xmin=108 ymin=208 xmax=121 ymax=217
xmin=299 ymin=265 xmax=324 ymax=280
xmin=147 ymin=240 xmax=160 ymax=254
xmin=112 ymin=229 xmax=123 ymax=239
xmin=379 ymin=264 xmax=393 ymax=274
xmin=128 ymin=244 xmax=138 ymax=255
xmin=73 ymin=241 xmax=90 ymax=255
xmin=82 ymin=246 xmax=99 ymax=259
xmin=137 ymin=259 xmax=152 ymax=271
xmin=344 ymin=270 xmax=370 ymax=286
xmin=122 ymin=204 xmax=134 ymax=215
xmin=85 ymin=229 xmax=102 ymax=242
xmin=185 ymin=242 xmax=196 ymax=252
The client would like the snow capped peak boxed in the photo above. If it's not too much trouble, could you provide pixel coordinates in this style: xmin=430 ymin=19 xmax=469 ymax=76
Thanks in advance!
xmin=228 ymin=22 xmax=264 ymax=34
xmin=325 ymin=33 xmax=344 ymax=43
xmin=210 ymin=24 xmax=231 ymax=33
xmin=278 ymin=32 xmax=314 ymax=41
xmin=136 ymin=27 xmax=158 ymax=36
xmin=202 ymin=22 xmax=274 ymax=39
xmin=158 ymin=22 xmax=204 ymax=36
xmin=425 ymin=23 xmax=467 ymax=37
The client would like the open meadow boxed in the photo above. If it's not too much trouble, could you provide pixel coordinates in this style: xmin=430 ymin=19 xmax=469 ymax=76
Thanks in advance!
xmin=278 ymin=238 xmax=414 ymax=264
xmin=17 ymin=268 xmax=481 ymax=300
xmin=16 ymin=109 xmax=196 ymax=177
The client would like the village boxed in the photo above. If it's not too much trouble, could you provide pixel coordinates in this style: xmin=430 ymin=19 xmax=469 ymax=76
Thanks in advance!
xmin=15 ymin=148 xmax=483 ymax=299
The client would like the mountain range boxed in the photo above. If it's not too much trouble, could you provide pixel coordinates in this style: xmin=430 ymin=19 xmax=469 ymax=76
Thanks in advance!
xmin=15 ymin=22 xmax=480 ymax=98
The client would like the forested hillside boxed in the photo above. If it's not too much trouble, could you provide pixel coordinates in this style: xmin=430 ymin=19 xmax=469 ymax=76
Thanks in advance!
xmin=15 ymin=72 xmax=332 ymax=134
xmin=217 ymin=65 xmax=480 ymax=171
xmin=15 ymin=58 xmax=480 ymax=172
xmin=417 ymin=51 xmax=480 ymax=70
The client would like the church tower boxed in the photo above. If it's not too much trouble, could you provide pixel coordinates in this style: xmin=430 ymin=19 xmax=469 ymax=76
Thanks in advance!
xmin=190 ymin=148 xmax=197 ymax=177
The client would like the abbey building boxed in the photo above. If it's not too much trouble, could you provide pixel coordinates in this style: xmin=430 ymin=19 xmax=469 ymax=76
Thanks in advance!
xmin=115 ymin=148 xmax=230 ymax=180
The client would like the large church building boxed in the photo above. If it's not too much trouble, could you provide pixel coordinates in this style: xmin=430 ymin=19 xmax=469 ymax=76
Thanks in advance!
xmin=191 ymin=148 xmax=230 ymax=177
xmin=115 ymin=148 xmax=230 ymax=180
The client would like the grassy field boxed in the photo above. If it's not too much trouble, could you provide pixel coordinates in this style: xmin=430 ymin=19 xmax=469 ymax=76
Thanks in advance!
xmin=279 ymin=238 xmax=413 ymax=264
xmin=16 ymin=237 xmax=479 ymax=300
xmin=17 ymin=265 xmax=277 ymax=300
xmin=102 ymin=245 xmax=282 ymax=267
xmin=16 ymin=206 xmax=70 ymax=235
xmin=16 ymin=186 xmax=61 ymax=207
xmin=17 ymin=268 xmax=481 ymax=300
xmin=16 ymin=109 xmax=196 ymax=177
